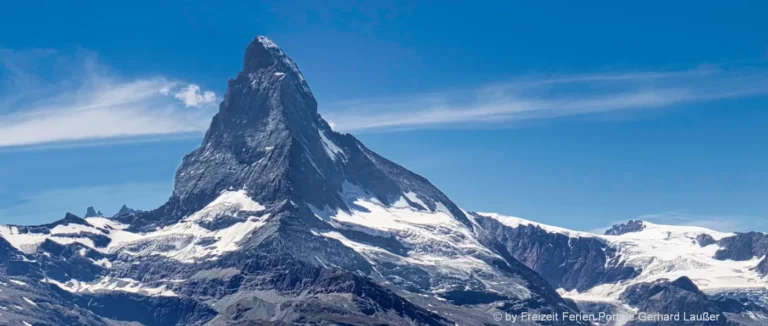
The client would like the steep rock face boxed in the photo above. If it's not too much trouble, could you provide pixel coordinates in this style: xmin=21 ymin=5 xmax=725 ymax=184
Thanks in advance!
xmin=475 ymin=214 xmax=639 ymax=291
xmin=85 ymin=207 xmax=102 ymax=218
xmin=756 ymin=257 xmax=768 ymax=274
xmin=132 ymin=36 xmax=470 ymax=232
xmin=696 ymin=233 xmax=717 ymax=247
xmin=715 ymin=232 xmax=768 ymax=262
xmin=153 ymin=35 xmax=581 ymax=325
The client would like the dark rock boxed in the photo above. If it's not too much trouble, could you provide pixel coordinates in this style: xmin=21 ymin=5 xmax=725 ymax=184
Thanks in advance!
xmin=604 ymin=220 xmax=646 ymax=235
xmin=755 ymin=257 xmax=768 ymax=276
xmin=85 ymin=206 xmax=100 ymax=218
xmin=52 ymin=287 xmax=217 ymax=326
xmin=696 ymin=233 xmax=716 ymax=247
xmin=715 ymin=232 xmax=768 ymax=264
xmin=117 ymin=204 xmax=138 ymax=216
xmin=475 ymin=213 xmax=639 ymax=291
xmin=621 ymin=277 xmax=727 ymax=326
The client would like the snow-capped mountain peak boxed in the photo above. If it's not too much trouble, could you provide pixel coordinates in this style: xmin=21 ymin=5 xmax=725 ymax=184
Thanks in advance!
xmin=0 ymin=35 xmax=585 ymax=325
xmin=4 ymin=35 xmax=765 ymax=326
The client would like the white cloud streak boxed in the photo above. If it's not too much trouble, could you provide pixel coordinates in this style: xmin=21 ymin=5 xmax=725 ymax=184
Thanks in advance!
xmin=4 ymin=46 xmax=768 ymax=148
xmin=637 ymin=210 xmax=768 ymax=233
xmin=173 ymin=84 xmax=217 ymax=108
xmin=0 ymin=48 xmax=217 ymax=148
xmin=324 ymin=66 xmax=768 ymax=132
xmin=590 ymin=210 xmax=768 ymax=234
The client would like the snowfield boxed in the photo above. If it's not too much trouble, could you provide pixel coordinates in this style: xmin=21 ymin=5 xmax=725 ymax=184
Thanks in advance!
xmin=3 ymin=191 xmax=765 ymax=304
xmin=478 ymin=212 xmax=768 ymax=302
xmin=309 ymin=186 xmax=534 ymax=298
xmin=1 ymin=190 xmax=269 ymax=297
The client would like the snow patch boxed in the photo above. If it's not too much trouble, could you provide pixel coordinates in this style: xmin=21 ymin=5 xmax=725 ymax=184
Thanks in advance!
xmin=319 ymin=130 xmax=345 ymax=161
xmin=1 ymin=191 xmax=269 ymax=264
xmin=314 ymin=196 xmax=535 ymax=299
xmin=478 ymin=212 xmax=595 ymax=238
xmin=0 ymin=226 xmax=50 ymax=254
xmin=85 ymin=217 xmax=127 ymax=230
xmin=104 ymin=191 xmax=269 ymax=262
xmin=22 ymin=297 xmax=37 ymax=307
xmin=9 ymin=280 xmax=27 ymax=286
xmin=404 ymin=192 xmax=429 ymax=210
xmin=45 ymin=277 xmax=177 ymax=297
xmin=49 ymin=222 xmax=101 ymax=235
xmin=256 ymin=36 xmax=278 ymax=49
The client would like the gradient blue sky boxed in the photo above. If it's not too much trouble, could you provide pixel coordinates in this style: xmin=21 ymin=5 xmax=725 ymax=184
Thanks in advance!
xmin=1 ymin=1 xmax=767 ymax=232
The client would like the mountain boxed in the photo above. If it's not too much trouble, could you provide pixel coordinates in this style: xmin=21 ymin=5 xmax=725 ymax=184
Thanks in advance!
xmin=3 ymin=35 xmax=767 ymax=326
xmin=0 ymin=36 xmax=586 ymax=326
xmin=84 ymin=207 xmax=103 ymax=218
xmin=475 ymin=213 xmax=768 ymax=325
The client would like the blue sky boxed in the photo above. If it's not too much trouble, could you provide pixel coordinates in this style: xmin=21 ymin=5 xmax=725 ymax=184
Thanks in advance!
xmin=1 ymin=1 xmax=767 ymax=232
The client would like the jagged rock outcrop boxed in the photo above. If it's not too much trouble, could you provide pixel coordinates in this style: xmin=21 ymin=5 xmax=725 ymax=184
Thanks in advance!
xmin=715 ymin=232 xmax=768 ymax=261
xmin=604 ymin=220 xmax=646 ymax=235
xmin=696 ymin=233 xmax=717 ymax=247
xmin=85 ymin=206 xmax=103 ymax=218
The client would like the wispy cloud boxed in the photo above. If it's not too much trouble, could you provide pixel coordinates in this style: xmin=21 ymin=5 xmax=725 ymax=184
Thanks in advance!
xmin=636 ymin=210 xmax=768 ymax=233
xmin=5 ymin=46 xmax=768 ymax=148
xmin=324 ymin=66 xmax=768 ymax=132
xmin=170 ymin=84 xmax=217 ymax=107
xmin=0 ymin=48 xmax=217 ymax=149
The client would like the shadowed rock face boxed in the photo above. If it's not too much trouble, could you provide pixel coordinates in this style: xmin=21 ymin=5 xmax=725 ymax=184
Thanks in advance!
xmin=475 ymin=214 xmax=639 ymax=291
xmin=85 ymin=206 xmax=102 ymax=218
xmin=756 ymin=257 xmax=768 ymax=274
xmin=128 ymin=35 xmax=472 ymax=233
xmin=604 ymin=220 xmax=646 ymax=235
xmin=715 ymin=232 xmax=768 ymax=262
xmin=696 ymin=233 xmax=717 ymax=247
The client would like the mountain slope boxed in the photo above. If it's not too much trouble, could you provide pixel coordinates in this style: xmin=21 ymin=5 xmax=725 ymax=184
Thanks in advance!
xmin=475 ymin=213 xmax=768 ymax=325
xmin=0 ymin=36 xmax=585 ymax=326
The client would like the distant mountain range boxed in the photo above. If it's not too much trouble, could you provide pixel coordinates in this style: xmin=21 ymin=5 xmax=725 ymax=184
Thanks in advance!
xmin=1 ymin=36 xmax=766 ymax=326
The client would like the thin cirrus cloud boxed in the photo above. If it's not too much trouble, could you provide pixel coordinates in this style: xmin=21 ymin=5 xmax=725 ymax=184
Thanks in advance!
xmin=636 ymin=210 xmax=768 ymax=233
xmin=4 ymin=46 xmax=768 ymax=148
xmin=323 ymin=65 xmax=768 ymax=132
xmin=0 ymin=48 xmax=218 ymax=149
xmin=589 ymin=210 xmax=768 ymax=234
